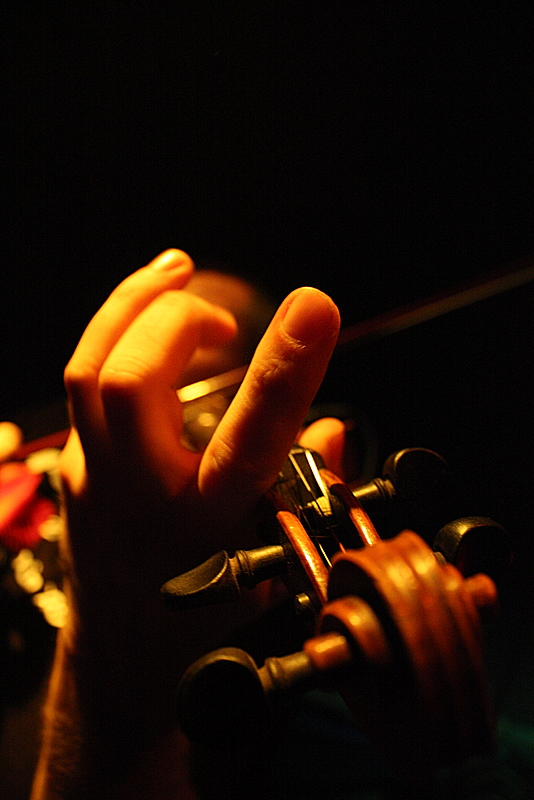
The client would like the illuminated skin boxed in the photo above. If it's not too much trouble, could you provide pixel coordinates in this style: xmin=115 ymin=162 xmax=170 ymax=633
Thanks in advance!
xmin=31 ymin=249 xmax=343 ymax=800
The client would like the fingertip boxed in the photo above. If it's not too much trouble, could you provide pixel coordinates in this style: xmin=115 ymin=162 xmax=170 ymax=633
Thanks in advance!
xmin=298 ymin=417 xmax=346 ymax=475
xmin=280 ymin=287 xmax=340 ymax=345
xmin=149 ymin=249 xmax=194 ymax=273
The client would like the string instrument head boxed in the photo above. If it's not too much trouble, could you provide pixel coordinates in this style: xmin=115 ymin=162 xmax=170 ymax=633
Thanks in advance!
xmin=162 ymin=445 xmax=512 ymax=787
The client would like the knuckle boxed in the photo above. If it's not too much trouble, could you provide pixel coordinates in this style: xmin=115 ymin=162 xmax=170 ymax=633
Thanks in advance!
xmin=98 ymin=359 xmax=147 ymax=400
xmin=248 ymin=355 xmax=299 ymax=403
xmin=63 ymin=359 xmax=92 ymax=396
xmin=63 ymin=360 xmax=81 ymax=391
xmin=207 ymin=432 xmax=266 ymax=488
xmin=158 ymin=288 xmax=197 ymax=315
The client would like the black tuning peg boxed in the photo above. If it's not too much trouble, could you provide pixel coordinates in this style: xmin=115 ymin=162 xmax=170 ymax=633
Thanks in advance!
xmin=176 ymin=648 xmax=269 ymax=748
xmin=176 ymin=642 xmax=339 ymax=748
xmin=351 ymin=447 xmax=448 ymax=515
xmin=433 ymin=517 xmax=513 ymax=583
xmin=161 ymin=544 xmax=286 ymax=610
xmin=176 ymin=593 xmax=391 ymax=749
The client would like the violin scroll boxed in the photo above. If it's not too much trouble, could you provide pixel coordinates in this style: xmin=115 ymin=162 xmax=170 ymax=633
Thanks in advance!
xmin=163 ymin=446 xmax=512 ymax=786
xmin=175 ymin=529 xmax=501 ymax=784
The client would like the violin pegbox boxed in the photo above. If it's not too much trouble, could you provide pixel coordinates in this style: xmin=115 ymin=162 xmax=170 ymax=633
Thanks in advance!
xmin=162 ymin=446 xmax=512 ymax=787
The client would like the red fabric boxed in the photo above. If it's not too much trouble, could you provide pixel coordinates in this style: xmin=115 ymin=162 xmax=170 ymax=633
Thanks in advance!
xmin=0 ymin=462 xmax=56 ymax=551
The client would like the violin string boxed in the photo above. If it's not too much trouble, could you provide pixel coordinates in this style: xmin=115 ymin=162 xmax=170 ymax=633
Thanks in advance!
xmin=287 ymin=451 xmax=331 ymax=565
xmin=303 ymin=450 xmax=346 ymax=554
xmin=287 ymin=450 xmax=344 ymax=568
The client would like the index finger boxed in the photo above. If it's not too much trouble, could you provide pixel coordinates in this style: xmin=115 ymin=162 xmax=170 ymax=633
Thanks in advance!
xmin=199 ymin=286 xmax=340 ymax=506
xmin=64 ymin=250 xmax=194 ymax=456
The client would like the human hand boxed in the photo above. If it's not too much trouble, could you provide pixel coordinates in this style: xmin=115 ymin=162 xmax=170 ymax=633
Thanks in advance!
xmin=42 ymin=249 xmax=340 ymax=795
xmin=60 ymin=247 xmax=340 ymax=604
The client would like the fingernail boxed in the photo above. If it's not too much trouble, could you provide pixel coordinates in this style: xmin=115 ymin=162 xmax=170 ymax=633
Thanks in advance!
xmin=281 ymin=288 xmax=339 ymax=343
xmin=150 ymin=249 xmax=192 ymax=271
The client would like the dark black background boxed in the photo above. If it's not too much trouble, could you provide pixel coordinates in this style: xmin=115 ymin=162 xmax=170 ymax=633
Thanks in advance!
xmin=1 ymin=2 xmax=532 ymax=416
